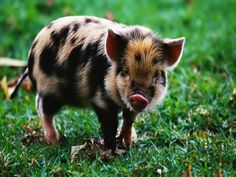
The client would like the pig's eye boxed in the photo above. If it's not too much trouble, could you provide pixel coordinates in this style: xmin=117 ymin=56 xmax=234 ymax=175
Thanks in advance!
xmin=153 ymin=73 xmax=160 ymax=84
xmin=153 ymin=71 xmax=166 ymax=85
xmin=120 ymin=68 xmax=129 ymax=77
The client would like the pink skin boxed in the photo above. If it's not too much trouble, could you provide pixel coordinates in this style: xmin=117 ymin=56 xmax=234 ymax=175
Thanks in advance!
xmin=128 ymin=94 xmax=149 ymax=111
xmin=36 ymin=95 xmax=59 ymax=145
xmin=40 ymin=114 xmax=60 ymax=145
xmin=117 ymin=94 xmax=149 ymax=147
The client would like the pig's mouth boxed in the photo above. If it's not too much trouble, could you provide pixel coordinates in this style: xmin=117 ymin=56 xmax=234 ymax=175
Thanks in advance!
xmin=128 ymin=93 xmax=150 ymax=112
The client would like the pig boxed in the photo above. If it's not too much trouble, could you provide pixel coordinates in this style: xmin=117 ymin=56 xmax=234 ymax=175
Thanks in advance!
xmin=11 ymin=16 xmax=185 ymax=150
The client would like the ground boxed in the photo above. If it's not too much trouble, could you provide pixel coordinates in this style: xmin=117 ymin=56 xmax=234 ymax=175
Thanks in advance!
xmin=0 ymin=0 xmax=235 ymax=176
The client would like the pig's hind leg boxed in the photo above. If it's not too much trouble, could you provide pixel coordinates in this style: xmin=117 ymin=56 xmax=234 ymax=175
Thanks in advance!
xmin=36 ymin=93 xmax=63 ymax=145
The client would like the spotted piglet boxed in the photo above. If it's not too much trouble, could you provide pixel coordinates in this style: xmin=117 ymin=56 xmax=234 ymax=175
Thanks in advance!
xmin=11 ymin=16 xmax=185 ymax=150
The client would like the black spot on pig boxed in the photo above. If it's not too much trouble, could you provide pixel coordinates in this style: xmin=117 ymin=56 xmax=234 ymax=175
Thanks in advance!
xmin=39 ymin=44 xmax=58 ymax=75
xmin=57 ymin=45 xmax=89 ymax=105
xmin=40 ymin=93 xmax=63 ymax=116
xmin=28 ymin=50 xmax=36 ymax=87
xmin=85 ymin=18 xmax=99 ymax=24
xmin=70 ymin=37 xmax=77 ymax=45
xmin=128 ymin=28 xmax=154 ymax=41
xmin=89 ymin=56 xmax=110 ymax=97
xmin=85 ymin=18 xmax=92 ymax=23
xmin=73 ymin=23 xmax=80 ymax=32
xmin=51 ymin=26 xmax=70 ymax=45
xmin=80 ymin=37 xmax=85 ymax=43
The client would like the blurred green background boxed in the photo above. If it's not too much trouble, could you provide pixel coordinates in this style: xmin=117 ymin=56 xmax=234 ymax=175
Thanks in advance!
xmin=1 ymin=0 xmax=235 ymax=74
xmin=0 ymin=0 xmax=235 ymax=176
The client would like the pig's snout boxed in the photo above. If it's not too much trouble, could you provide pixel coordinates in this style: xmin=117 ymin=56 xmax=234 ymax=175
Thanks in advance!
xmin=128 ymin=94 xmax=149 ymax=111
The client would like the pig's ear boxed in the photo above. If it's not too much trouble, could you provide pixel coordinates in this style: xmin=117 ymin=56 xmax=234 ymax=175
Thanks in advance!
xmin=105 ymin=29 xmax=126 ymax=62
xmin=162 ymin=37 xmax=185 ymax=69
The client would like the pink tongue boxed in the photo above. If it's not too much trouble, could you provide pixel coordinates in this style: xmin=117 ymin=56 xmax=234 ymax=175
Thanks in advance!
xmin=128 ymin=94 xmax=149 ymax=111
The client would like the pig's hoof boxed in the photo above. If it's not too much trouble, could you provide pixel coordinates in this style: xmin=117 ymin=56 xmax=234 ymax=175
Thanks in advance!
xmin=45 ymin=133 xmax=60 ymax=145
xmin=116 ymin=135 xmax=131 ymax=149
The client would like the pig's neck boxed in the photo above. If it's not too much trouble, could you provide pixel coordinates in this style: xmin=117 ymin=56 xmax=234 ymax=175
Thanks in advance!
xmin=105 ymin=66 xmax=124 ymax=107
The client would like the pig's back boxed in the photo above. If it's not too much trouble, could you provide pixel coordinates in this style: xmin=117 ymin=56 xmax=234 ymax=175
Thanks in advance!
xmin=28 ymin=16 xmax=118 ymax=107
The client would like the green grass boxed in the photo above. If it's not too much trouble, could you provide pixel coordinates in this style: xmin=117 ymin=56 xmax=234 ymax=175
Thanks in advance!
xmin=0 ymin=0 xmax=236 ymax=176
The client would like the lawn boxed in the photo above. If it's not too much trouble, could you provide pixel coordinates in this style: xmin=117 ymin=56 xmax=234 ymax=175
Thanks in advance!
xmin=0 ymin=0 xmax=235 ymax=176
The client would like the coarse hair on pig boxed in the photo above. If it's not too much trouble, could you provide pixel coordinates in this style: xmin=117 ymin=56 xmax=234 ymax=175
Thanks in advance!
xmin=11 ymin=16 xmax=185 ymax=151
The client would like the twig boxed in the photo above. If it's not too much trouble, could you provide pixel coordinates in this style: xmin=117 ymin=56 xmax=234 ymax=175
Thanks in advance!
xmin=0 ymin=57 xmax=26 ymax=67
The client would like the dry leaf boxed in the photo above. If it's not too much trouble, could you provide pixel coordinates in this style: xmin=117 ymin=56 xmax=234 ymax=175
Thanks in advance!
xmin=214 ymin=169 xmax=222 ymax=177
xmin=51 ymin=166 xmax=62 ymax=176
xmin=214 ymin=158 xmax=222 ymax=177
xmin=71 ymin=143 xmax=88 ymax=162
xmin=157 ymin=169 xmax=162 ymax=175
xmin=195 ymin=107 xmax=211 ymax=117
xmin=0 ymin=76 xmax=10 ymax=99
xmin=21 ymin=77 xmax=33 ymax=92
xmin=21 ymin=125 xmax=33 ymax=133
xmin=10 ymin=76 xmax=33 ymax=92
xmin=71 ymin=138 xmax=127 ymax=162
xmin=30 ymin=158 xmax=38 ymax=167
xmin=190 ymin=82 xmax=196 ymax=90
xmin=0 ymin=58 xmax=26 ymax=67
xmin=182 ymin=163 xmax=192 ymax=177
xmin=20 ymin=125 xmax=44 ymax=145
xmin=196 ymin=130 xmax=207 ymax=139
xmin=6 ymin=74 xmax=33 ymax=97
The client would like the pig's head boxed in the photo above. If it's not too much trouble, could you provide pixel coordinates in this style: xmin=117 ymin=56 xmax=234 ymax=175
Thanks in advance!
xmin=105 ymin=27 xmax=185 ymax=112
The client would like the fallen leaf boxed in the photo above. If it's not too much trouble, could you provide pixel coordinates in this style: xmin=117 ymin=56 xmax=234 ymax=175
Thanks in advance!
xmin=196 ymin=130 xmax=207 ymax=139
xmin=51 ymin=166 xmax=62 ymax=176
xmin=71 ymin=138 xmax=127 ymax=162
xmin=21 ymin=125 xmax=33 ymax=133
xmin=71 ymin=143 xmax=88 ymax=162
xmin=157 ymin=169 xmax=162 ymax=176
xmin=30 ymin=158 xmax=38 ymax=167
xmin=182 ymin=163 xmax=192 ymax=177
xmin=20 ymin=125 xmax=44 ymax=145
xmin=21 ymin=77 xmax=33 ymax=92
xmin=7 ymin=73 xmax=33 ymax=95
xmin=190 ymin=82 xmax=196 ymax=90
xmin=0 ymin=58 xmax=26 ymax=67
xmin=214 ymin=169 xmax=222 ymax=177
xmin=0 ymin=76 xmax=10 ymax=99
xmin=195 ymin=107 xmax=211 ymax=117
xmin=214 ymin=158 xmax=222 ymax=177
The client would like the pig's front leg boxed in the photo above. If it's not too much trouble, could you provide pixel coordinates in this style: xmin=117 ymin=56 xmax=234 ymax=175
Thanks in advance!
xmin=94 ymin=106 xmax=119 ymax=151
xmin=118 ymin=109 xmax=137 ymax=147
